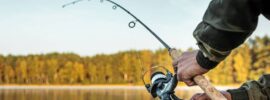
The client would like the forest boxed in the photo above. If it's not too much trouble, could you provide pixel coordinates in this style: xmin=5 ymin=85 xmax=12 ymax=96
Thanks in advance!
xmin=0 ymin=36 xmax=269 ymax=85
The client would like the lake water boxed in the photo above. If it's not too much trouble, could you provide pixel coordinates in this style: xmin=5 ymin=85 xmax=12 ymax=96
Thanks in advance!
xmin=0 ymin=86 xmax=233 ymax=100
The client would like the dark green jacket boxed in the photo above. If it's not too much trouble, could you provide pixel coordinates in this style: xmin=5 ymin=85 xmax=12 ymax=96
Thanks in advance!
xmin=227 ymin=75 xmax=270 ymax=100
xmin=194 ymin=0 xmax=270 ymax=99
xmin=194 ymin=0 xmax=270 ymax=69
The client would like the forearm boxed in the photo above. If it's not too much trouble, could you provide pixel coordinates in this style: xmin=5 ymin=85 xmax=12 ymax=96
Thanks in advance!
xmin=227 ymin=74 xmax=270 ymax=100
xmin=194 ymin=0 xmax=260 ymax=69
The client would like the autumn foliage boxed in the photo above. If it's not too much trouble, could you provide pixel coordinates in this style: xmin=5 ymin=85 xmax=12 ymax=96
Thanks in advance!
xmin=0 ymin=36 xmax=269 ymax=85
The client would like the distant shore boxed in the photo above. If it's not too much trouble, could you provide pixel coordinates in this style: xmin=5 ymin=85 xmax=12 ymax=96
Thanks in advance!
xmin=0 ymin=85 xmax=238 ymax=91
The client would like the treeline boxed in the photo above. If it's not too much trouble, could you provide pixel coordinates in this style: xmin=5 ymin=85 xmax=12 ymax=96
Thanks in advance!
xmin=0 ymin=48 xmax=173 ymax=84
xmin=0 ymin=36 xmax=269 ymax=85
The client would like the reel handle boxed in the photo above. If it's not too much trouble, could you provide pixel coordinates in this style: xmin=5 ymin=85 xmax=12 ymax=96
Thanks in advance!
xmin=169 ymin=48 xmax=227 ymax=100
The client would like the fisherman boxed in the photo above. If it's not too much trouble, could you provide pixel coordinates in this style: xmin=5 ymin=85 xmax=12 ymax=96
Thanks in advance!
xmin=172 ymin=0 xmax=270 ymax=100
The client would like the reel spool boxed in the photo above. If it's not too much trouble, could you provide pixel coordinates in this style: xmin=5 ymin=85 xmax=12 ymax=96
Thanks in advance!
xmin=141 ymin=66 xmax=181 ymax=100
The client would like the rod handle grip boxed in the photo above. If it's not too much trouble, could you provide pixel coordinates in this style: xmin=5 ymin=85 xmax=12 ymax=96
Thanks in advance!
xmin=194 ymin=75 xmax=227 ymax=100
xmin=169 ymin=48 xmax=227 ymax=100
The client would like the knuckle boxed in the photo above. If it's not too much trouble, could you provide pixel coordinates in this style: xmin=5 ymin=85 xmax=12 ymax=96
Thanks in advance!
xmin=177 ymin=71 xmax=184 ymax=81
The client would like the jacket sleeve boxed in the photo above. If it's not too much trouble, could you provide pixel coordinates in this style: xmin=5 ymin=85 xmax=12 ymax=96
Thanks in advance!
xmin=227 ymin=74 xmax=270 ymax=100
xmin=194 ymin=0 xmax=261 ymax=69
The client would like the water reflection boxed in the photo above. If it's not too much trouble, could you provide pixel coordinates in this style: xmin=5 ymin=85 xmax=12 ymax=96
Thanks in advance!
xmin=0 ymin=86 xmax=206 ymax=100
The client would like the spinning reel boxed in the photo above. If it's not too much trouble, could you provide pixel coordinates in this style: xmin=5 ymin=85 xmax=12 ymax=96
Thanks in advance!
xmin=142 ymin=66 xmax=182 ymax=100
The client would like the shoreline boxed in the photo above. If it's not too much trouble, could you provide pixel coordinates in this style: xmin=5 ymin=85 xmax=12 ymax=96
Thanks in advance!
xmin=0 ymin=85 xmax=238 ymax=90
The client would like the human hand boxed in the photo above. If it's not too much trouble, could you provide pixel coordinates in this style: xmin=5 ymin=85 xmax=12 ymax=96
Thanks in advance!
xmin=173 ymin=50 xmax=209 ymax=86
xmin=190 ymin=91 xmax=232 ymax=100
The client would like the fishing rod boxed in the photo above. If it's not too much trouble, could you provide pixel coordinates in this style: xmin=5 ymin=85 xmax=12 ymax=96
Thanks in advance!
xmin=62 ymin=0 xmax=227 ymax=100
xmin=63 ymin=0 xmax=171 ymax=50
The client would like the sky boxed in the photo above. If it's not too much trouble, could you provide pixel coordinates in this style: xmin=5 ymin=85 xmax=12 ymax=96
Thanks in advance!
xmin=0 ymin=0 xmax=269 ymax=56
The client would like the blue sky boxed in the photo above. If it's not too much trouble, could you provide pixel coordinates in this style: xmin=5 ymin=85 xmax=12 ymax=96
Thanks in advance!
xmin=0 ymin=0 xmax=269 ymax=56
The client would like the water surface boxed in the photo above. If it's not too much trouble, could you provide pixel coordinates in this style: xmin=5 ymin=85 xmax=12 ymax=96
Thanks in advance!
xmin=0 ymin=86 xmax=232 ymax=100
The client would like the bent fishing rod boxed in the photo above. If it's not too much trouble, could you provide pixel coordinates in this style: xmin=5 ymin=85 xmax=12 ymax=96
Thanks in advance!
xmin=62 ymin=0 xmax=227 ymax=100
xmin=63 ymin=0 xmax=171 ymax=50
